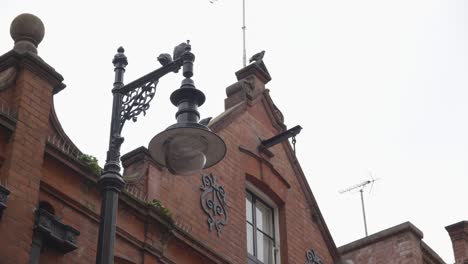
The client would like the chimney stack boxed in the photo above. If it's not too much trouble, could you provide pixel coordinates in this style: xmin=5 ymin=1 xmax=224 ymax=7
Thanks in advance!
xmin=446 ymin=221 xmax=468 ymax=264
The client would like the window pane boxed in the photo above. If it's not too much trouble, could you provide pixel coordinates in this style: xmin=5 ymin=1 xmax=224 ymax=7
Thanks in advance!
xmin=246 ymin=193 xmax=253 ymax=223
xmin=255 ymin=200 xmax=273 ymax=236
xmin=256 ymin=230 xmax=274 ymax=263
xmin=246 ymin=223 xmax=254 ymax=255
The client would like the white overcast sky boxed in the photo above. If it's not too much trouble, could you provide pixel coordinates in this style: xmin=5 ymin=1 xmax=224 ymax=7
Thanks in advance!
xmin=1 ymin=0 xmax=467 ymax=262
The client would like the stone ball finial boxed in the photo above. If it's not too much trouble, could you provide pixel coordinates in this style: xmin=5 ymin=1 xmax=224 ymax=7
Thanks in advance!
xmin=10 ymin=13 xmax=45 ymax=54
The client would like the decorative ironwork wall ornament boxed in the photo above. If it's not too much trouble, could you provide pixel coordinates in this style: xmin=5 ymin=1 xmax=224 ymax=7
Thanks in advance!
xmin=200 ymin=173 xmax=228 ymax=236
xmin=305 ymin=249 xmax=323 ymax=264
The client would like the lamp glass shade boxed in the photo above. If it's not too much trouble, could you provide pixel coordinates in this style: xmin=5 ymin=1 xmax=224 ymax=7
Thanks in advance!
xmin=164 ymin=133 xmax=207 ymax=176
xmin=148 ymin=126 xmax=226 ymax=176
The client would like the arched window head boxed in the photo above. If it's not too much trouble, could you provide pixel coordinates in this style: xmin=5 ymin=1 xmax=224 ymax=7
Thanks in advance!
xmin=38 ymin=201 xmax=55 ymax=215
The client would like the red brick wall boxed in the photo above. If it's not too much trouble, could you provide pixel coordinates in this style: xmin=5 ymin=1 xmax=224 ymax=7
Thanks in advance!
xmin=446 ymin=221 xmax=468 ymax=264
xmin=0 ymin=68 xmax=55 ymax=263
xmin=144 ymin=91 xmax=335 ymax=263
xmin=340 ymin=231 xmax=423 ymax=264
xmin=0 ymin=50 xmax=338 ymax=263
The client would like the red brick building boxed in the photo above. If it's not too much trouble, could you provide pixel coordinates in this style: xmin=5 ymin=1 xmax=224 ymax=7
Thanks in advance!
xmin=0 ymin=14 xmax=340 ymax=264
xmin=446 ymin=221 xmax=468 ymax=264
xmin=338 ymin=222 xmax=445 ymax=264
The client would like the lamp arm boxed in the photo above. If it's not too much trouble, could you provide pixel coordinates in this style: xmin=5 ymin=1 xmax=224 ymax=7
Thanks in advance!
xmin=104 ymin=41 xmax=193 ymax=174
xmin=114 ymin=57 xmax=183 ymax=94
xmin=104 ymin=48 xmax=187 ymax=174
xmin=115 ymin=57 xmax=184 ymax=134
xmin=96 ymin=44 xmax=189 ymax=264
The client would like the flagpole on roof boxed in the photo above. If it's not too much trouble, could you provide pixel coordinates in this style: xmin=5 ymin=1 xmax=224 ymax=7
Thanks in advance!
xmin=242 ymin=0 xmax=247 ymax=67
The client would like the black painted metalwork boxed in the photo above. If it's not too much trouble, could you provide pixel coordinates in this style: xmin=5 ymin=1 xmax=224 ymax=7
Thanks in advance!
xmin=0 ymin=184 xmax=10 ymax=219
xmin=116 ymin=53 xmax=185 ymax=132
xmin=96 ymin=42 xmax=226 ymax=264
xmin=200 ymin=173 xmax=228 ymax=236
xmin=261 ymin=125 xmax=302 ymax=149
xmin=96 ymin=45 xmax=185 ymax=264
xmin=95 ymin=46 xmax=128 ymax=264
xmin=33 ymin=208 xmax=80 ymax=253
xmin=148 ymin=44 xmax=226 ymax=175
xmin=305 ymin=249 xmax=323 ymax=264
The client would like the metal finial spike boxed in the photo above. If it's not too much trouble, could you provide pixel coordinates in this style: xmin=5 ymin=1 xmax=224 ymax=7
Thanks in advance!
xmin=113 ymin=46 xmax=128 ymax=68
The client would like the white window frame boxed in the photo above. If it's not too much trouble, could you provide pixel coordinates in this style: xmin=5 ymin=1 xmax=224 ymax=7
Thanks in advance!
xmin=246 ymin=182 xmax=281 ymax=264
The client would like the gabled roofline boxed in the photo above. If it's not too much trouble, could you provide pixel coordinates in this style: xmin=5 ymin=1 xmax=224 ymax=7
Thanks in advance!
xmin=273 ymin=93 xmax=340 ymax=261
xmin=422 ymin=241 xmax=446 ymax=264
xmin=207 ymin=82 xmax=341 ymax=262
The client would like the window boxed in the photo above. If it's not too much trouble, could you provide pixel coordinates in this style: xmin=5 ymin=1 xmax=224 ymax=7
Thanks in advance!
xmin=246 ymin=190 xmax=278 ymax=264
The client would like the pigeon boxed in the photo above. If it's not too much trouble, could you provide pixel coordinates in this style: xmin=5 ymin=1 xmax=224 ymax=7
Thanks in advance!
xmin=249 ymin=50 xmax=265 ymax=63
xmin=157 ymin=53 xmax=172 ymax=66
xmin=173 ymin=41 xmax=191 ymax=60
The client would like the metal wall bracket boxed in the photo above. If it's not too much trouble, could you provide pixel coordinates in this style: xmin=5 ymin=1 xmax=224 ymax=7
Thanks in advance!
xmin=0 ymin=184 xmax=10 ymax=219
xmin=260 ymin=125 xmax=302 ymax=149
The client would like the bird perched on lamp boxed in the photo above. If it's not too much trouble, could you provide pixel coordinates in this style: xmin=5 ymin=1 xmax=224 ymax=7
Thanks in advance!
xmin=249 ymin=50 xmax=265 ymax=63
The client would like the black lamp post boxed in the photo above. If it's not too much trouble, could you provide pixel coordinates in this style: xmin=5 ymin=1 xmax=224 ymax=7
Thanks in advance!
xmin=95 ymin=42 xmax=226 ymax=264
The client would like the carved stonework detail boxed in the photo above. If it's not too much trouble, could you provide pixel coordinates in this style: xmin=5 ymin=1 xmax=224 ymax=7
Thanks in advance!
xmin=0 ymin=67 xmax=17 ymax=91
xmin=200 ymin=173 xmax=228 ymax=236
xmin=272 ymin=102 xmax=284 ymax=124
xmin=226 ymin=76 xmax=256 ymax=99
xmin=243 ymin=76 xmax=256 ymax=98
xmin=34 ymin=209 xmax=80 ymax=253
xmin=0 ymin=185 xmax=10 ymax=218
xmin=305 ymin=249 xmax=323 ymax=264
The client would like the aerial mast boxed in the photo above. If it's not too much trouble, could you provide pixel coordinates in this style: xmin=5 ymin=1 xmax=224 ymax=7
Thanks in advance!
xmin=242 ymin=0 xmax=247 ymax=67
xmin=339 ymin=176 xmax=378 ymax=237
xmin=209 ymin=0 xmax=247 ymax=67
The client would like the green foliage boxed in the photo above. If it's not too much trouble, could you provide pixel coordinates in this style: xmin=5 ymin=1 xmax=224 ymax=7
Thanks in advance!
xmin=147 ymin=199 xmax=172 ymax=219
xmin=78 ymin=154 xmax=102 ymax=176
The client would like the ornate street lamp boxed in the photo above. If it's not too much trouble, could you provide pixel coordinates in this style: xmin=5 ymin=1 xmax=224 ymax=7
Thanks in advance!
xmin=96 ymin=42 xmax=226 ymax=264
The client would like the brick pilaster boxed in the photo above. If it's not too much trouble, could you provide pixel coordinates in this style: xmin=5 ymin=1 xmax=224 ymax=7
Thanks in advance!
xmin=0 ymin=13 xmax=65 ymax=263
xmin=446 ymin=221 xmax=468 ymax=264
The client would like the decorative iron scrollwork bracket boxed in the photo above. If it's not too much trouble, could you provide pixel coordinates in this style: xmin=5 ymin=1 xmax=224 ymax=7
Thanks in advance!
xmin=114 ymin=42 xmax=190 ymax=133
xmin=200 ymin=173 xmax=228 ymax=236
xmin=305 ymin=249 xmax=323 ymax=264
xmin=102 ymin=42 xmax=190 ymax=174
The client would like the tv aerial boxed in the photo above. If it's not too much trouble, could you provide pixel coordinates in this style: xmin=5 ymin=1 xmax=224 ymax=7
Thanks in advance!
xmin=339 ymin=173 xmax=379 ymax=237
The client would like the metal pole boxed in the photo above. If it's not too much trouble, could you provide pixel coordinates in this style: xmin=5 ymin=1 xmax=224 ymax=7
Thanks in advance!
xmin=360 ymin=189 xmax=368 ymax=236
xmin=242 ymin=0 xmax=247 ymax=67
xmin=94 ymin=43 xmax=203 ymax=263
xmin=96 ymin=47 xmax=128 ymax=264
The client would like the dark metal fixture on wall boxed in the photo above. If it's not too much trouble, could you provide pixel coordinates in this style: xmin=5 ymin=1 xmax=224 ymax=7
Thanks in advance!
xmin=96 ymin=42 xmax=226 ymax=264
xmin=200 ymin=173 xmax=228 ymax=236
xmin=260 ymin=125 xmax=302 ymax=149
xmin=259 ymin=125 xmax=302 ymax=157
xmin=305 ymin=249 xmax=323 ymax=264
